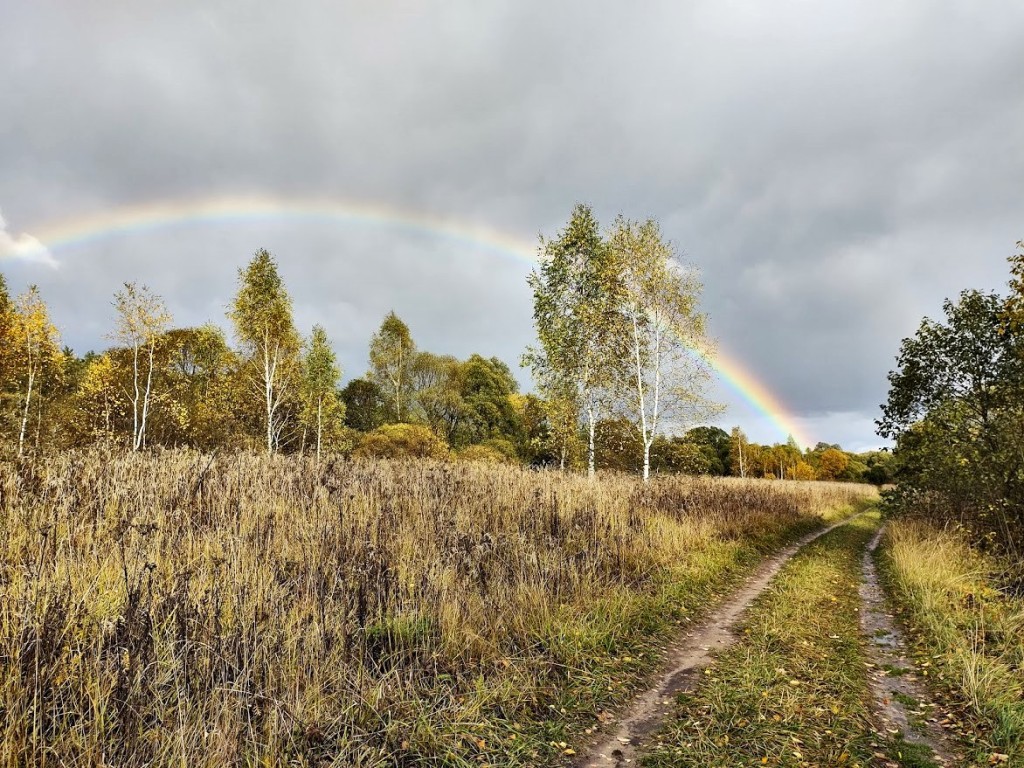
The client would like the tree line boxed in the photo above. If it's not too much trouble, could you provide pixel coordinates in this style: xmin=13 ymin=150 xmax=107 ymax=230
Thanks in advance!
xmin=0 ymin=206 xmax=878 ymax=481
xmin=879 ymin=240 xmax=1024 ymax=558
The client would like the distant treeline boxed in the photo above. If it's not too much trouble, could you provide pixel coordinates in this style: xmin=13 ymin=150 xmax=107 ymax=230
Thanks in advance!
xmin=0 ymin=206 xmax=883 ymax=482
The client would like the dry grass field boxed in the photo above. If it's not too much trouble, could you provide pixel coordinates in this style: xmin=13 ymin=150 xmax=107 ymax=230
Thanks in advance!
xmin=0 ymin=450 xmax=874 ymax=766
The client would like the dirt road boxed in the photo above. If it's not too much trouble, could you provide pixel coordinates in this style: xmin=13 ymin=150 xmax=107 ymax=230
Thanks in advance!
xmin=575 ymin=513 xmax=865 ymax=768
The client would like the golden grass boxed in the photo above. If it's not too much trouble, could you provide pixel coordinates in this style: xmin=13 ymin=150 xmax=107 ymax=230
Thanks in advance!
xmin=0 ymin=449 xmax=874 ymax=766
xmin=881 ymin=520 xmax=1024 ymax=762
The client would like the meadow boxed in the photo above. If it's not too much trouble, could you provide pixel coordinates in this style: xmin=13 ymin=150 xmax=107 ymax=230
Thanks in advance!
xmin=0 ymin=450 xmax=874 ymax=766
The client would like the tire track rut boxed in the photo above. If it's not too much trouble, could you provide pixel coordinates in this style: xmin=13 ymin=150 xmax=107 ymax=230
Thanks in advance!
xmin=860 ymin=528 xmax=960 ymax=767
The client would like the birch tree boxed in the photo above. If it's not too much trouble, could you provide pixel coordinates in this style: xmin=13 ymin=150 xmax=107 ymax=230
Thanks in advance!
xmin=609 ymin=217 xmax=719 ymax=480
xmin=300 ymin=324 xmax=342 ymax=462
xmin=368 ymin=311 xmax=416 ymax=422
xmin=0 ymin=275 xmax=14 ymax=432
xmin=0 ymin=274 xmax=12 ymax=391
xmin=10 ymin=286 xmax=60 ymax=456
xmin=229 ymin=249 xmax=300 ymax=453
xmin=729 ymin=426 xmax=748 ymax=478
xmin=525 ymin=204 xmax=625 ymax=478
xmin=111 ymin=282 xmax=171 ymax=451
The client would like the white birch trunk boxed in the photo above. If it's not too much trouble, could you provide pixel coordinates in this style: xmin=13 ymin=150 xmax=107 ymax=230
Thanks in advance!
xmin=18 ymin=369 xmax=34 ymax=457
xmin=265 ymin=346 xmax=273 ymax=452
xmin=131 ymin=341 xmax=141 ymax=450
xmin=137 ymin=338 xmax=156 ymax=450
xmin=586 ymin=398 xmax=596 ymax=480
xmin=316 ymin=396 xmax=323 ymax=463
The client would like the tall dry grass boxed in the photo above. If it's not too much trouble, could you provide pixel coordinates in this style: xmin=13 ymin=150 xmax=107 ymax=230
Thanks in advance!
xmin=882 ymin=520 xmax=1024 ymax=762
xmin=0 ymin=449 xmax=872 ymax=766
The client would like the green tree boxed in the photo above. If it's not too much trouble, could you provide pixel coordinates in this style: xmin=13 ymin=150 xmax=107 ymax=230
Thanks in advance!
xmin=879 ymin=287 xmax=1024 ymax=551
xmin=650 ymin=436 xmax=712 ymax=475
xmin=525 ymin=204 xmax=625 ymax=478
xmin=300 ymin=325 xmax=343 ymax=462
xmin=459 ymin=355 xmax=522 ymax=447
xmin=510 ymin=393 xmax=554 ymax=465
xmin=533 ymin=373 xmax=580 ymax=470
xmin=685 ymin=426 xmax=731 ymax=475
xmin=862 ymin=451 xmax=895 ymax=485
xmin=369 ymin=311 xmax=416 ymax=422
xmin=1005 ymin=240 xmax=1024 ymax=335
xmin=410 ymin=351 xmax=465 ymax=441
xmin=609 ymin=216 xmax=719 ymax=480
xmin=228 ymin=249 xmax=300 ymax=452
xmin=341 ymin=378 xmax=386 ymax=432
xmin=879 ymin=290 xmax=1015 ymax=446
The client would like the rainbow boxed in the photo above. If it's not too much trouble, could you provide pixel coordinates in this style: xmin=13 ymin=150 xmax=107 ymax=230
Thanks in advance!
xmin=709 ymin=346 xmax=810 ymax=448
xmin=7 ymin=194 xmax=812 ymax=447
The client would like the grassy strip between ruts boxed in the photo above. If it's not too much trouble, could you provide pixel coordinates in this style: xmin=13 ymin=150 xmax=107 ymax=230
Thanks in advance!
xmin=642 ymin=510 xmax=886 ymax=768
xmin=877 ymin=520 xmax=1024 ymax=766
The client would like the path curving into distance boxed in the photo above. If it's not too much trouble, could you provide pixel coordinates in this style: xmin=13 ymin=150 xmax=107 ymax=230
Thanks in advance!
xmin=574 ymin=512 xmax=866 ymax=768
xmin=860 ymin=528 xmax=960 ymax=767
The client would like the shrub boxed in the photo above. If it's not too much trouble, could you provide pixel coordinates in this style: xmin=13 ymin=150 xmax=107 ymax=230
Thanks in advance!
xmin=457 ymin=444 xmax=511 ymax=464
xmin=353 ymin=423 xmax=450 ymax=459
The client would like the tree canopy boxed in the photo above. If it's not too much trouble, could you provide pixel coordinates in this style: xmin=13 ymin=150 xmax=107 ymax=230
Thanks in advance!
xmin=879 ymin=244 xmax=1024 ymax=556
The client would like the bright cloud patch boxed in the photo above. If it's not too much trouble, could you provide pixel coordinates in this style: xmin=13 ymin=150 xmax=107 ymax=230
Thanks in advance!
xmin=0 ymin=210 xmax=58 ymax=268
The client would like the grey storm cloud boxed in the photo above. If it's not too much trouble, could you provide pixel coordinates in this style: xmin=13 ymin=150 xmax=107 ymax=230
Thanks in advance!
xmin=2 ymin=0 xmax=1023 ymax=451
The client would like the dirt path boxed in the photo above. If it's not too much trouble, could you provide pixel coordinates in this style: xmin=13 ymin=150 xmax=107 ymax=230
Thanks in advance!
xmin=860 ymin=528 xmax=960 ymax=767
xmin=574 ymin=513 xmax=863 ymax=768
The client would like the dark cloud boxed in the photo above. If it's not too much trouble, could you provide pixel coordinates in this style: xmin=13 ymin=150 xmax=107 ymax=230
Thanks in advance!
xmin=2 ymin=0 xmax=1023 ymax=450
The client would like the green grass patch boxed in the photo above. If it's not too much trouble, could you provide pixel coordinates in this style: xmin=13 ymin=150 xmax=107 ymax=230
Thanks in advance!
xmin=885 ymin=735 xmax=942 ymax=768
xmin=892 ymin=691 xmax=919 ymax=709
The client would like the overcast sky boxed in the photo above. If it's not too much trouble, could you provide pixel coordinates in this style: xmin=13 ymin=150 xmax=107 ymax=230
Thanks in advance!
xmin=2 ymin=1 xmax=1022 ymax=451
